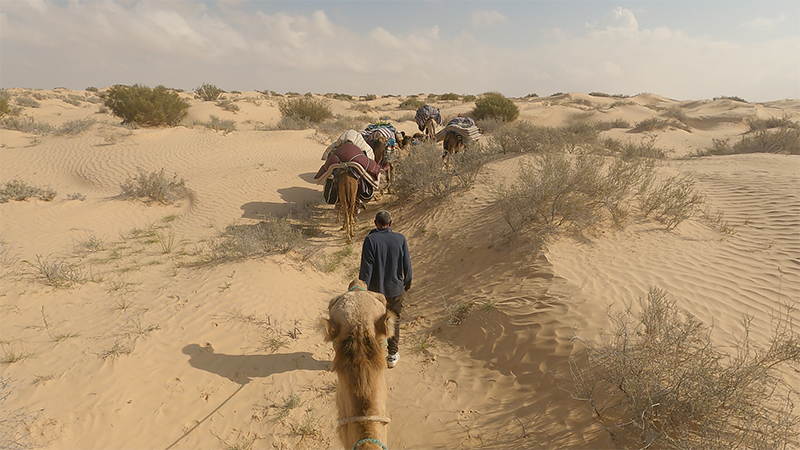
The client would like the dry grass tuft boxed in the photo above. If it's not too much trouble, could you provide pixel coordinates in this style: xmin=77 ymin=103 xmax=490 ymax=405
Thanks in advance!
xmin=119 ymin=168 xmax=190 ymax=204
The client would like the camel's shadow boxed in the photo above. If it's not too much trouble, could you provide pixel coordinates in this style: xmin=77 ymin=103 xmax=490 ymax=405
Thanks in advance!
xmin=241 ymin=185 xmax=321 ymax=220
xmin=182 ymin=344 xmax=330 ymax=384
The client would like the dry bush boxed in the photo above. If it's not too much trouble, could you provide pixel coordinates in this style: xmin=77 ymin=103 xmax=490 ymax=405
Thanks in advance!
xmin=194 ymin=83 xmax=225 ymax=101
xmin=0 ymin=115 xmax=55 ymax=135
xmin=714 ymin=95 xmax=748 ymax=103
xmin=195 ymin=217 xmax=304 ymax=265
xmin=392 ymin=141 xmax=489 ymax=201
xmin=0 ymin=376 xmax=43 ymax=449
xmin=472 ymin=92 xmax=519 ymax=122
xmin=0 ymin=91 xmax=10 ymax=116
xmin=0 ymin=179 xmax=56 ymax=203
xmin=495 ymin=153 xmax=653 ymax=237
xmin=398 ymin=97 xmax=425 ymax=110
xmin=25 ymin=255 xmax=86 ymax=288
xmin=612 ymin=136 xmax=669 ymax=160
xmin=14 ymin=96 xmax=40 ymax=108
xmin=630 ymin=117 xmax=691 ymax=133
xmin=694 ymin=128 xmax=800 ymax=156
xmin=747 ymin=115 xmax=799 ymax=131
xmin=439 ymin=93 xmax=460 ymax=101
xmin=215 ymin=99 xmax=239 ymax=113
xmin=594 ymin=119 xmax=630 ymax=131
xmin=197 ymin=115 xmax=236 ymax=134
xmin=104 ymin=84 xmax=189 ymax=127
xmin=55 ymin=118 xmax=97 ymax=136
xmin=489 ymin=121 xmax=605 ymax=155
xmin=278 ymin=97 xmax=332 ymax=124
xmin=639 ymin=175 xmax=704 ymax=230
xmin=119 ymin=168 xmax=190 ymax=204
xmin=568 ymin=287 xmax=800 ymax=450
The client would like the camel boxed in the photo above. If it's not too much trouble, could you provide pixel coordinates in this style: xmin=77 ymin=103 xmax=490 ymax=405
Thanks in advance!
xmin=442 ymin=130 xmax=464 ymax=165
xmin=371 ymin=135 xmax=394 ymax=194
xmin=422 ymin=118 xmax=437 ymax=142
xmin=324 ymin=279 xmax=395 ymax=450
xmin=337 ymin=169 xmax=359 ymax=244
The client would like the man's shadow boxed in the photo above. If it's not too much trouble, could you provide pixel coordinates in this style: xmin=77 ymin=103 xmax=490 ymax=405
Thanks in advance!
xmin=182 ymin=344 xmax=330 ymax=384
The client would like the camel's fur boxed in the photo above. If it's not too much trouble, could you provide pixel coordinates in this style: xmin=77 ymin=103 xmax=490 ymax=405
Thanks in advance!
xmin=423 ymin=118 xmax=437 ymax=142
xmin=372 ymin=135 xmax=393 ymax=194
xmin=442 ymin=131 xmax=464 ymax=164
xmin=324 ymin=279 xmax=396 ymax=450
xmin=337 ymin=170 xmax=359 ymax=244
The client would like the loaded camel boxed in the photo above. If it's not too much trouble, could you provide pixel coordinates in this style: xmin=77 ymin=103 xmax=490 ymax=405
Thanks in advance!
xmin=324 ymin=279 xmax=395 ymax=450
xmin=338 ymin=170 xmax=359 ymax=244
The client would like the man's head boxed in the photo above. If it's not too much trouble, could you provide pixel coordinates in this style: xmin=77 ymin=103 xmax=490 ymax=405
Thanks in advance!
xmin=375 ymin=210 xmax=392 ymax=228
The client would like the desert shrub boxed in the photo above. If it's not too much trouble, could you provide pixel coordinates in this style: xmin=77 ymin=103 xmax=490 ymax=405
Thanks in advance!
xmin=714 ymin=95 xmax=747 ymax=103
xmin=392 ymin=141 xmax=489 ymax=201
xmin=472 ymin=92 xmax=519 ymax=122
xmin=589 ymin=92 xmax=612 ymax=98
xmin=351 ymin=103 xmax=373 ymax=114
xmin=495 ymin=153 xmax=653 ymax=237
xmin=747 ymin=115 xmax=799 ymax=131
xmin=196 ymin=217 xmax=304 ymax=265
xmin=630 ymin=117 xmax=690 ymax=133
xmin=278 ymin=97 xmax=332 ymax=124
xmin=55 ymin=118 xmax=97 ymax=136
xmin=215 ymin=99 xmax=239 ymax=113
xmin=560 ymin=122 xmax=601 ymax=153
xmin=26 ymin=254 xmax=86 ymax=289
xmin=490 ymin=120 xmax=558 ymax=154
xmin=363 ymin=94 xmax=377 ymax=101
xmin=0 ymin=179 xmax=56 ymax=203
xmin=462 ymin=95 xmax=477 ymax=102
xmin=594 ymin=119 xmax=630 ymax=131
xmin=695 ymin=128 xmax=800 ymax=156
xmin=524 ymin=93 xmax=539 ymax=99
xmin=639 ymin=175 xmax=704 ymax=230
xmin=15 ymin=96 xmax=40 ymax=108
xmin=194 ymin=83 xmax=225 ymax=101
xmin=615 ymin=136 xmax=668 ymax=160
xmin=325 ymin=93 xmax=353 ymax=101
xmin=197 ymin=115 xmax=236 ymax=134
xmin=398 ymin=98 xmax=425 ymax=110
xmin=62 ymin=97 xmax=81 ymax=106
xmin=104 ymin=84 xmax=189 ymax=127
xmin=0 ymin=115 xmax=55 ymax=135
xmin=568 ymin=287 xmax=800 ymax=450
xmin=0 ymin=91 xmax=10 ymax=116
xmin=439 ymin=93 xmax=460 ymax=101
xmin=86 ymin=86 xmax=99 ymax=92
xmin=0 ymin=376 xmax=43 ymax=449
xmin=118 ymin=168 xmax=190 ymax=204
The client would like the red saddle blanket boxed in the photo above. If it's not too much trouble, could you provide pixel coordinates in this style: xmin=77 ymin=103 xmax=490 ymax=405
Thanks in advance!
xmin=314 ymin=143 xmax=381 ymax=186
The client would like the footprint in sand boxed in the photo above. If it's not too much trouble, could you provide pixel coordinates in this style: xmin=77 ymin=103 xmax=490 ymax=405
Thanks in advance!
xmin=166 ymin=377 xmax=184 ymax=394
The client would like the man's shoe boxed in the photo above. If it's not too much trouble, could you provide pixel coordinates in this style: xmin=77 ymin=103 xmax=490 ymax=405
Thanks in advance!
xmin=387 ymin=352 xmax=399 ymax=368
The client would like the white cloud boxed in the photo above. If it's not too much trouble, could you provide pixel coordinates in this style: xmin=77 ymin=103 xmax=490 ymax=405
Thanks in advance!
xmin=743 ymin=14 xmax=786 ymax=31
xmin=471 ymin=9 xmax=506 ymax=28
xmin=588 ymin=7 xmax=638 ymax=35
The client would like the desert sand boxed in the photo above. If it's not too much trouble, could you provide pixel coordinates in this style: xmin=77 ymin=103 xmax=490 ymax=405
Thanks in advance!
xmin=1 ymin=89 xmax=798 ymax=449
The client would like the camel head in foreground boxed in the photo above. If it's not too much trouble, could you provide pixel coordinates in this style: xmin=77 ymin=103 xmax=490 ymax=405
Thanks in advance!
xmin=324 ymin=279 xmax=396 ymax=450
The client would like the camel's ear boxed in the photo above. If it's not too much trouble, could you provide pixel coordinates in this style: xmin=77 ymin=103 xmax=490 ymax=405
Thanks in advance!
xmin=370 ymin=291 xmax=387 ymax=306
xmin=323 ymin=318 xmax=338 ymax=342
xmin=375 ymin=310 xmax=396 ymax=339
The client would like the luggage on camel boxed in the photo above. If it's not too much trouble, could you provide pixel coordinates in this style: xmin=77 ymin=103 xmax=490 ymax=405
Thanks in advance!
xmin=322 ymin=129 xmax=374 ymax=161
xmin=435 ymin=116 xmax=482 ymax=143
xmin=415 ymin=105 xmax=443 ymax=132
xmin=314 ymin=142 xmax=381 ymax=188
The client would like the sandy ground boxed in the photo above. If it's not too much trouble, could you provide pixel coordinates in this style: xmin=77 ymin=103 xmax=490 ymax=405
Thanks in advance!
xmin=1 ymin=89 xmax=798 ymax=449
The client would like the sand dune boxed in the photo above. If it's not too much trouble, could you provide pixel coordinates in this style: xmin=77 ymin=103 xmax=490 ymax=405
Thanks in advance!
xmin=1 ymin=89 xmax=798 ymax=449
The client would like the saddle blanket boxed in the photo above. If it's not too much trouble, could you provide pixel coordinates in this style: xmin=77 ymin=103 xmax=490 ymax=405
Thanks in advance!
xmin=415 ymin=105 xmax=443 ymax=131
xmin=314 ymin=143 xmax=380 ymax=188
xmin=322 ymin=129 xmax=374 ymax=161
xmin=435 ymin=117 xmax=482 ymax=143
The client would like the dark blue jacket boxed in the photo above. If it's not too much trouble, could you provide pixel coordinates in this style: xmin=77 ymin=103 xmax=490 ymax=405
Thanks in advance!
xmin=359 ymin=227 xmax=412 ymax=298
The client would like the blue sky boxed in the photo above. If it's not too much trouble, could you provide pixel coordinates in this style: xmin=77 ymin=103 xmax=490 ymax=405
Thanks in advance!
xmin=2 ymin=0 xmax=798 ymax=102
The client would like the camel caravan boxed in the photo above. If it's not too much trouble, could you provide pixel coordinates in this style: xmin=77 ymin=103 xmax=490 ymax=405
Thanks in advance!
xmin=314 ymin=105 xmax=482 ymax=243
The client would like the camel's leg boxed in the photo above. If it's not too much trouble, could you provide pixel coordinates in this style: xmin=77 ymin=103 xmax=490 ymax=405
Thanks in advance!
xmin=339 ymin=172 xmax=358 ymax=244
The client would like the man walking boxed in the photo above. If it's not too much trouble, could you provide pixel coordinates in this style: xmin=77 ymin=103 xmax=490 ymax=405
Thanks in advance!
xmin=359 ymin=210 xmax=412 ymax=368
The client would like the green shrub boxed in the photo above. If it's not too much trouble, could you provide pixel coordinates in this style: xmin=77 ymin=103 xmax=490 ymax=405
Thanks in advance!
xmin=119 ymin=168 xmax=190 ymax=204
xmin=439 ymin=93 xmax=460 ymax=101
xmin=630 ymin=117 xmax=690 ymax=133
xmin=104 ymin=84 xmax=189 ymax=127
xmin=0 ymin=179 xmax=57 ymax=203
xmin=363 ymin=94 xmax=377 ymax=101
xmin=714 ymin=95 xmax=747 ymax=103
xmin=462 ymin=95 xmax=477 ymax=102
xmin=471 ymin=92 xmax=519 ymax=122
xmin=278 ymin=97 xmax=332 ymax=124
xmin=0 ymin=90 xmax=10 ymax=116
xmin=747 ymin=115 xmax=799 ymax=131
xmin=569 ymin=287 xmax=800 ymax=450
xmin=86 ymin=86 xmax=99 ymax=92
xmin=398 ymin=98 xmax=425 ymax=110
xmin=194 ymin=83 xmax=225 ymax=101
xmin=524 ymin=93 xmax=539 ymax=99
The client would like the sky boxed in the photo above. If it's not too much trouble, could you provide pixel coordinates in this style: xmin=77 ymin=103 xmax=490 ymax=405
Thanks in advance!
xmin=1 ymin=0 xmax=799 ymax=102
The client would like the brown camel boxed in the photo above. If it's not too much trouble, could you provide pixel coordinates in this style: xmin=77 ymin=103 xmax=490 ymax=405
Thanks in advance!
xmin=371 ymin=135 xmax=393 ymax=194
xmin=442 ymin=131 xmax=464 ymax=164
xmin=422 ymin=118 xmax=437 ymax=142
xmin=324 ymin=279 xmax=395 ymax=450
xmin=337 ymin=169 xmax=359 ymax=244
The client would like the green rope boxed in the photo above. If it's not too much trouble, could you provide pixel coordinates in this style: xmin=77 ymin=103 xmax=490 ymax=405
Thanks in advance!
xmin=349 ymin=285 xmax=366 ymax=292
xmin=352 ymin=437 xmax=387 ymax=450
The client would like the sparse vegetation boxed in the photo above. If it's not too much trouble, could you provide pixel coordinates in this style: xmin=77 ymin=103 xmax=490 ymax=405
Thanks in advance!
xmin=0 ymin=115 xmax=55 ymax=135
xmin=472 ymin=92 xmax=519 ymax=122
xmin=197 ymin=115 xmax=236 ymax=134
xmin=568 ymin=287 xmax=799 ymax=450
xmin=444 ymin=298 xmax=475 ymax=326
xmin=194 ymin=83 xmax=225 ymax=101
xmin=398 ymin=98 xmax=425 ymax=110
xmin=55 ymin=117 xmax=97 ymax=135
xmin=0 ymin=179 xmax=56 ymax=203
xmin=278 ymin=97 xmax=333 ymax=124
xmin=630 ymin=117 xmax=691 ymax=133
xmin=696 ymin=128 xmax=800 ymax=156
xmin=392 ymin=141 xmax=489 ymax=201
xmin=25 ymin=255 xmax=87 ymax=288
xmin=195 ymin=217 xmax=304 ymax=265
xmin=216 ymin=99 xmax=239 ymax=113
xmin=118 ymin=168 xmax=190 ymax=204
xmin=639 ymin=175 xmax=705 ymax=230
xmin=714 ymin=95 xmax=747 ymax=103
xmin=14 ymin=96 xmax=40 ymax=108
xmin=104 ymin=84 xmax=189 ymax=127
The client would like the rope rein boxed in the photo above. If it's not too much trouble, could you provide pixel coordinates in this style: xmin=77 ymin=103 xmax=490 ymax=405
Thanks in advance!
xmin=337 ymin=415 xmax=391 ymax=427
xmin=352 ymin=437 xmax=388 ymax=450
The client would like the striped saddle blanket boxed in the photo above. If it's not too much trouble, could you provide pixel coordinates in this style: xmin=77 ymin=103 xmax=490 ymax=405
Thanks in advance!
xmin=415 ymin=105 xmax=443 ymax=131
xmin=435 ymin=117 xmax=482 ymax=142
